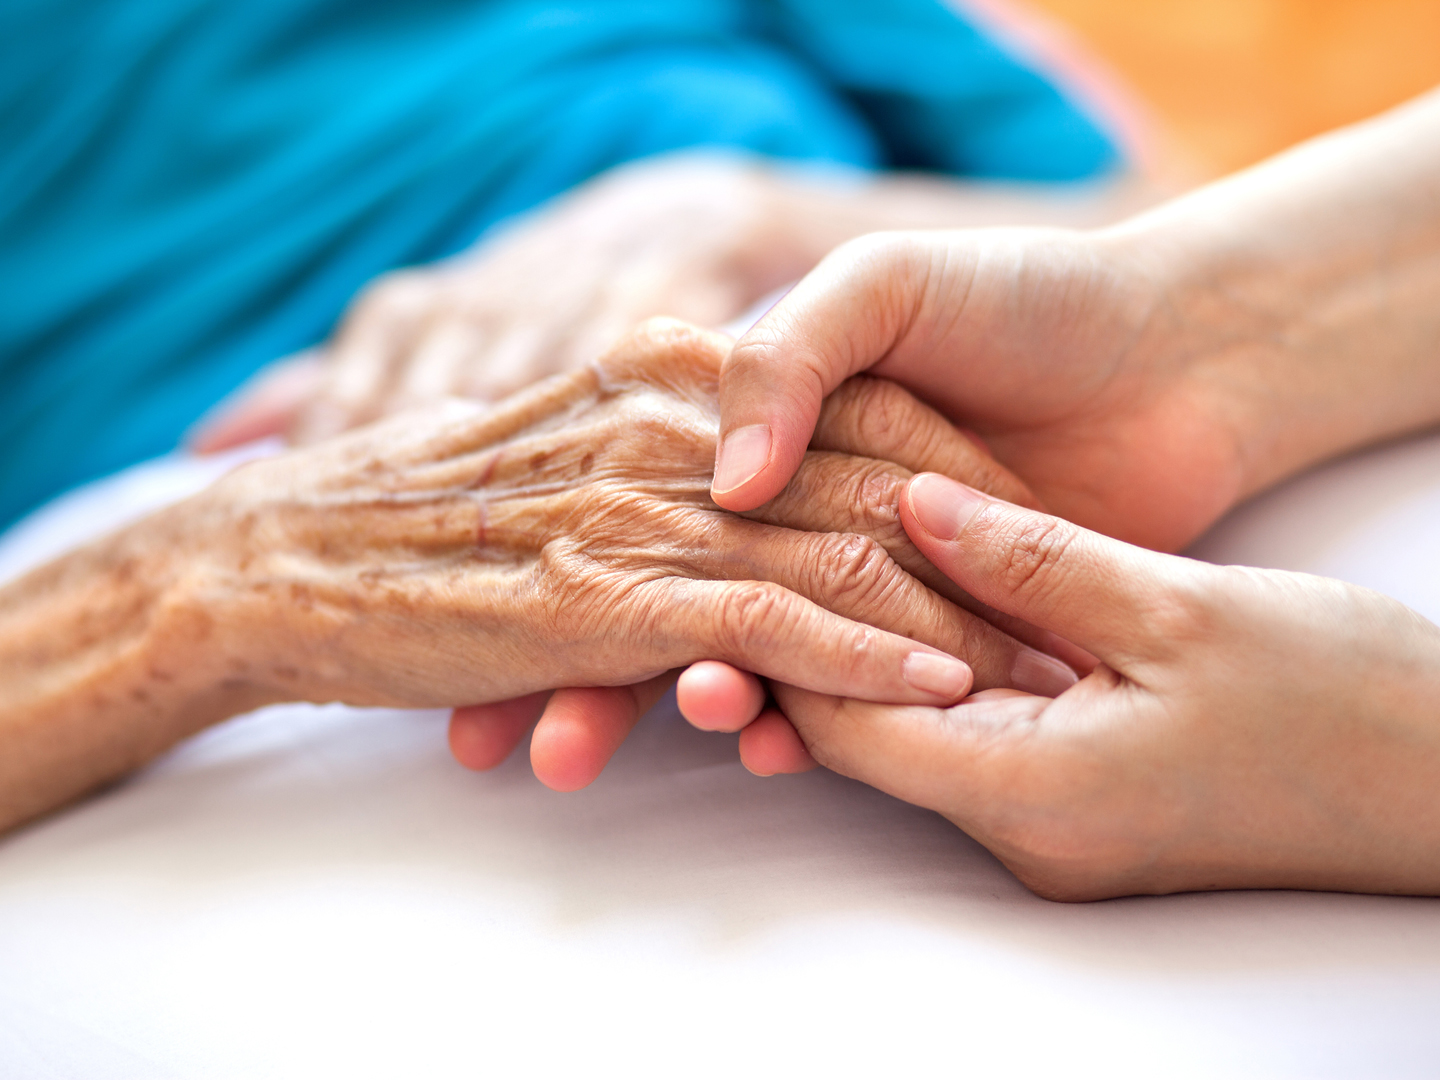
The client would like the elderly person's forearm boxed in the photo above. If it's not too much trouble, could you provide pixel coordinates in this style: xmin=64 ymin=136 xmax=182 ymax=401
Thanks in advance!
xmin=0 ymin=509 xmax=273 ymax=831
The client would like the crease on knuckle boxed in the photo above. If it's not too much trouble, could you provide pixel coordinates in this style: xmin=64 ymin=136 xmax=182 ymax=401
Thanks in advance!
xmin=849 ymin=377 xmax=915 ymax=452
xmin=994 ymin=515 xmax=1077 ymax=611
xmin=715 ymin=581 xmax=795 ymax=658
xmin=813 ymin=532 xmax=901 ymax=615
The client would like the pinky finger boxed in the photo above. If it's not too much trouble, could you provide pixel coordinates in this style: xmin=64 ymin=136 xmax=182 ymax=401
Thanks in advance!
xmin=738 ymin=709 xmax=818 ymax=777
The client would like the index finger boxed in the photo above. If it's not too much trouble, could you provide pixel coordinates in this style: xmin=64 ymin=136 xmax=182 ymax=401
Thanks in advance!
xmin=711 ymin=233 xmax=932 ymax=511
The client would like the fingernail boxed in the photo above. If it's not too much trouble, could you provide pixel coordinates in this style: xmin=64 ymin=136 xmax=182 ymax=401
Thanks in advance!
xmin=907 ymin=473 xmax=988 ymax=541
xmin=713 ymin=424 xmax=772 ymax=494
xmin=1011 ymin=650 xmax=1079 ymax=698
xmin=903 ymin=651 xmax=973 ymax=702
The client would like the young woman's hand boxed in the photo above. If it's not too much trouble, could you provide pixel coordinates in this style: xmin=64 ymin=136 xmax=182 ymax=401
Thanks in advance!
xmin=712 ymin=90 xmax=1440 ymax=554
xmin=768 ymin=473 xmax=1440 ymax=900
xmin=709 ymin=225 xmax=1250 ymax=553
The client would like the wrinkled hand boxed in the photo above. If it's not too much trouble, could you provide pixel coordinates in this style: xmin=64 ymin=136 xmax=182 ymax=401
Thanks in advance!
xmin=195 ymin=154 xmax=819 ymax=452
xmin=769 ymin=472 xmax=1440 ymax=900
xmin=185 ymin=321 xmax=1073 ymax=785
xmin=447 ymin=336 xmax=1080 ymax=789
xmin=711 ymin=226 xmax=1255 ymax=553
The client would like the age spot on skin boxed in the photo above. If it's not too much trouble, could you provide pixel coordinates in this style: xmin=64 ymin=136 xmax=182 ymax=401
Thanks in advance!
xmin=579 ymin=452 xmax=595 ymax=476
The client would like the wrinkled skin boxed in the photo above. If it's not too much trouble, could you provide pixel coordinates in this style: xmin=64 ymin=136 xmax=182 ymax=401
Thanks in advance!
xmin=0 ymin=319 xmax=1074 ymax=832
xmin=197 ymin=321 xmax=1070 ymax=709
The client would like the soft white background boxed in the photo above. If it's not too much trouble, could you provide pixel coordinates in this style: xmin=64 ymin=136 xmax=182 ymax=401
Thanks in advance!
xmin=3 ymin=427 xmax=1439 ymax=1079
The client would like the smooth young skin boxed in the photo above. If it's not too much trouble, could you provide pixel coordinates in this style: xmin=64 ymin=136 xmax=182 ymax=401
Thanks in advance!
xmin=775 ymin=473 xmax=1440 ymax=901
xmin=700 ymin=87 xmax=1440 ymax=737
xmin=0 ymin=320 xmax=1078 ymax=833
xmin=711 ymin=89 xmax=1440 ymax=551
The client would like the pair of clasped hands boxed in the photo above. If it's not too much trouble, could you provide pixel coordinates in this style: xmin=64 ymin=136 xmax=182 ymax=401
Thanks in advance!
xmin=200 ymin=93 xmax=1440 ymax=900
xmin=451 ymin=213 xmax=1440 ymax=900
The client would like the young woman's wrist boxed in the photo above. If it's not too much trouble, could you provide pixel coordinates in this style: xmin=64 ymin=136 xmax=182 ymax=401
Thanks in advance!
xmin=1098 ymin=207 xmax=1342 ymax=500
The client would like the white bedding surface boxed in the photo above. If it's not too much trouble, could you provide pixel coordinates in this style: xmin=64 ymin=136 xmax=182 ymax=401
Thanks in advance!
xmin=3 ymin=430 xmax=1440 ymax=1079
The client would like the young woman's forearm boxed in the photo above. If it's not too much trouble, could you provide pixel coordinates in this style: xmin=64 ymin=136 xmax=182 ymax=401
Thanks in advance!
xmin=766 ymin=166 xmax=1160 ymax=273
xmin=1112 ymin=88 xmax=1440 ymax=495
xmin=0 ymin=508 xmax=269 ymax=832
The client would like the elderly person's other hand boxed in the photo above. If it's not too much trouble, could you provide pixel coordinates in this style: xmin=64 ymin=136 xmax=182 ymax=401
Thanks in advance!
xmin=0 ymin=320 xmax=1074 ymax=833
xmin=191 ymin=153 xmax=1150 ymax=454
xmin=774 ymin=474 xmax=1440 ymax=900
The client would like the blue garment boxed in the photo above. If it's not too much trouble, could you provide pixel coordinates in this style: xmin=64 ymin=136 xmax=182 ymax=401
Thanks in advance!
xmin=0 ymin=0 xmax=1118 ymax=529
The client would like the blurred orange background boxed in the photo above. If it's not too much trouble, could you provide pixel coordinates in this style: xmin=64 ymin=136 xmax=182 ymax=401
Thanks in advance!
xmin=1025 ymin=0 xmax=1440 ymax=176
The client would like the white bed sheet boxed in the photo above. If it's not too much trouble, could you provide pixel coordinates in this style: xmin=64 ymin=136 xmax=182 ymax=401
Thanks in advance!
xmin=3 ymin=430 xmax=1440 ymax=1079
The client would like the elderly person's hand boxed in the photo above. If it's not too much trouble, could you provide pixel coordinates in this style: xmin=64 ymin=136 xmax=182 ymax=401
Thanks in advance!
xmin=773 ymin=474 xmax=1440 ymax=900
xmin=452 ymin=364 xmax=1080 ymax=789
xmin=0 ymin=320 xmax=1074 ymax=833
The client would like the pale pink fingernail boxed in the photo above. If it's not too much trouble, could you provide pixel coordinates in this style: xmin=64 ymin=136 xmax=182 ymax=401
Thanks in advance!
xmin=908 ymin=473 xmax=987 ymax=540
xmin=713 ymin=424 xmax=772 ymax=494
xmin=1011 ymin=650 xmax=1079 ymax=697
xmin=903 ymin=651 xmax=973 ymax=701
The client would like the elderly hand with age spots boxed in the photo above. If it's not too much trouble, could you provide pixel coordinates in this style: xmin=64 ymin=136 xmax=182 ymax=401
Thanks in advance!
xmin=0 ymin=318 xmax=1079 ymax=832
xmin=451 ymin=339 xmax=1081 ymax=790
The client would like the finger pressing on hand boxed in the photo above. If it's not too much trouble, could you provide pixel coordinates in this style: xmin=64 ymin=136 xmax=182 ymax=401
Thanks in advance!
xmin=530 ymin=672 xmax=678 ymax=792
xmin=712 ymin=234 xmax=931 ymax=511
xmin=449 ymin=691 xmax=552 ymax=770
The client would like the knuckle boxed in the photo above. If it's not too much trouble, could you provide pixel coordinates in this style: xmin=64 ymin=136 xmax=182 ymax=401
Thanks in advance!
xmin=814 ymin=532 xmax=899 ymax=612
xmin=715 ymin=581 xmax=794 ymax=656
xmin=849 ymin=377 xmax=915 ymax=450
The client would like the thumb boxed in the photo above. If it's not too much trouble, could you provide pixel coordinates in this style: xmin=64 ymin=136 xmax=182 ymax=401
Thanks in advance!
xmin=901 ymin=472 xmax=1184 ymax=664
xmin=711 ymin=234 xmax=934 ymax=511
